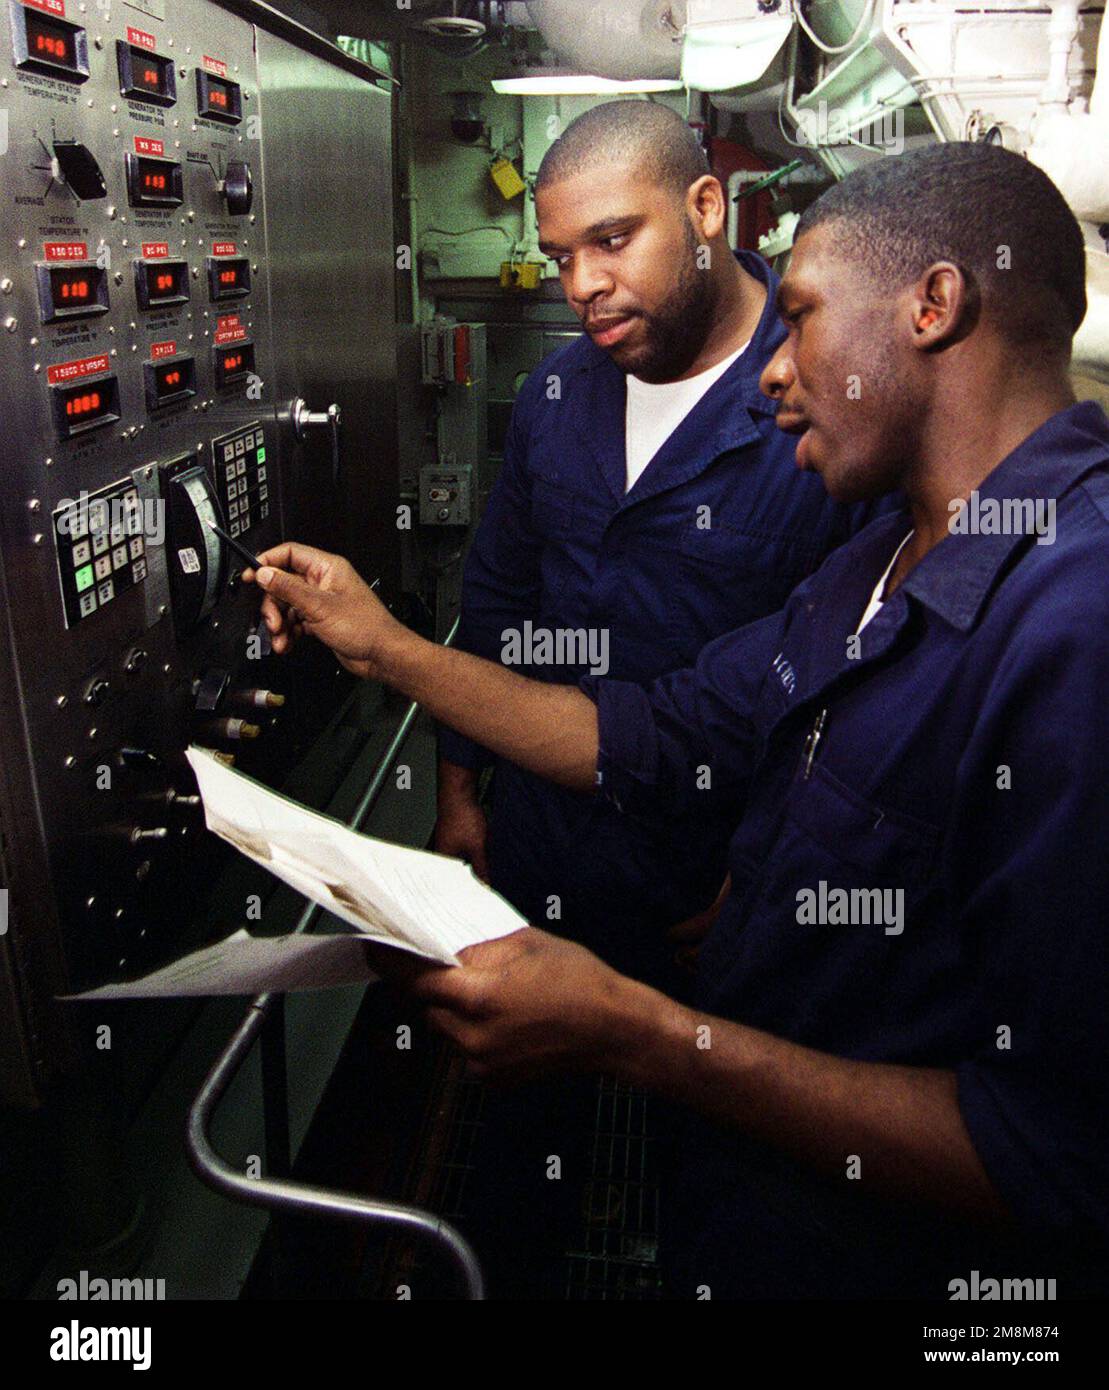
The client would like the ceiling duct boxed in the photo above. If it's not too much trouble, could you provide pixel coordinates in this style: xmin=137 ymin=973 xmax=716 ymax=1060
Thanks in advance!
xmin=524 ymin=0 xmax=686 ymax=82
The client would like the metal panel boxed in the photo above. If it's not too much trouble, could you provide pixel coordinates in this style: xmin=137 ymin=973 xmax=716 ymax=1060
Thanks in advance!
xmin=0 ymin=0 xmax=397 ymax=1106
xmin=254 ymin=27 xmax=399 ymax=592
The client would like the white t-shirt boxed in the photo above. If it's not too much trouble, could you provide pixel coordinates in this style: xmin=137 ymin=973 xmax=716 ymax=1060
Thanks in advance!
xmin=856 ymin=530 xmax=914 ymax=633
xmin=624 ymin=342 xmax=749 ymax=493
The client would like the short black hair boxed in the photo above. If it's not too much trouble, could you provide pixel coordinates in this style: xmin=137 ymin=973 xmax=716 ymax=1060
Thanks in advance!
xmin=796 ymin=142 xmax=1087 ymax=351
xmin=536 ymin=100 xmax=710 ymax=201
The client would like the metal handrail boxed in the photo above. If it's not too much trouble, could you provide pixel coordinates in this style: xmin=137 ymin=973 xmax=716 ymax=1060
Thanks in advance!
xmin=185 ymin=618 xmax=484 ymax=1298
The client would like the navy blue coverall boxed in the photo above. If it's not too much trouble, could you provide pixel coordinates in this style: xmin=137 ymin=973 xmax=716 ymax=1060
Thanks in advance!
xmin=582 ymin=400 xmax=1109 ymax=1297
xmin=441 ymin=251 xmax=882 ymax=981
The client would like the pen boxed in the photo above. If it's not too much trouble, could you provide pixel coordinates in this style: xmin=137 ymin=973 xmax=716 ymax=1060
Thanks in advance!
xmin=205 ymin=516 xmax=266 ymax=571
xmin=203 ymin=518 xmax=382 ymax=593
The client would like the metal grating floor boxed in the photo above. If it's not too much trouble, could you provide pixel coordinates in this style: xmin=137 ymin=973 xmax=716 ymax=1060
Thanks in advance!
xmin=565 ymin=1078 xmax=664 ymax=1300
xmin=424 ymin=1069 xmax=664 ymax=1300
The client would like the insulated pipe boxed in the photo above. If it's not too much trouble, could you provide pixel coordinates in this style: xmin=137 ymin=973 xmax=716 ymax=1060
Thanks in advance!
xmin=525 ymin=0 xmax=684 ymax=81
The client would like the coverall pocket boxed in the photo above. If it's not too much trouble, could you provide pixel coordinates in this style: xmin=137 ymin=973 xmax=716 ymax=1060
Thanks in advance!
xmin=668 ymin=522 xmax=817 ymax=661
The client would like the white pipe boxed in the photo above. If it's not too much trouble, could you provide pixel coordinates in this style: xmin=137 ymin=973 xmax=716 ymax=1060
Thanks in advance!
xmin=1038 ymin=0 xmax=1081 ymax=111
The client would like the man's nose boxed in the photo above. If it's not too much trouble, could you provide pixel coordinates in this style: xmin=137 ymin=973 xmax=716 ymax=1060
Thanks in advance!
xmin=759 ymin=342 xmax=795 ymax=400
xmin=568 ymin=253 xmax=614 ymax=307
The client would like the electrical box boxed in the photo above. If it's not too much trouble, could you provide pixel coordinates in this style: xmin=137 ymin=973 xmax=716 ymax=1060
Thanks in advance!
xmin=419 ymin=464 xmax=471 ymax=527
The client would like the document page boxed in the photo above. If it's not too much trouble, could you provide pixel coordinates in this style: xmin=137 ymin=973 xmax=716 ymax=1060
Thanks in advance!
xmin=69 ymin=746 xmax=527 ymax=998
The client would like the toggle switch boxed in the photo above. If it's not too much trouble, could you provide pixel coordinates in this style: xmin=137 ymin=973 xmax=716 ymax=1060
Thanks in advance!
xmin=202 ymin=718 xmax=260 ymax=741
xmin=229 ymin=687 xmax=285 ymax=710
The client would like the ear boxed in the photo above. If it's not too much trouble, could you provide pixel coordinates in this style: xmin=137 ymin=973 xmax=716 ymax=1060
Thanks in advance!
xmin=687 ymin=175 xmax=727 ymax=242
xmin=909 ymin=261 xmax=979 ymax=350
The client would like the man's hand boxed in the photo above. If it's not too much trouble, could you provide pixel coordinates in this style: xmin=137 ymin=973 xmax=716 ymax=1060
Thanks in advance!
xmin=242 ymin=541 xmax=401 ymax=679
xmin=242 ymin=540 xmax=600 ymax=794
xmin=409 ymin=927 xmax=652 ymax=1084
xmin=435 ymin=761 xmax=489 ymax=881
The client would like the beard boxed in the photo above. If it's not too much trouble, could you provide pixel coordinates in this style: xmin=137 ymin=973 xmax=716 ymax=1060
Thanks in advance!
xmin=612 ymin=223 xmax=718 ymax=383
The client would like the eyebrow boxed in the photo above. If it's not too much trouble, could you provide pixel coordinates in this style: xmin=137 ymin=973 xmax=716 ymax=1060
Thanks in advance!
xmin=539 ymin=215 xmax=641 ymax=255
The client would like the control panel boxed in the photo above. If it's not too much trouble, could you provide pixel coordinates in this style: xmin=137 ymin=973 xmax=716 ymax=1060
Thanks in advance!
xmin=0 ymin=0 xmax=285 ymax=1002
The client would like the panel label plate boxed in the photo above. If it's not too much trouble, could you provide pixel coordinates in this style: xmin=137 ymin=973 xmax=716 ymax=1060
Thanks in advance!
xmin=214 ymin=314 xmax=246 ymax=345
xmin=47 ymin=352 xmax=110 ymax=385
xmin=44 ymin=241 xmax=88 ymax=262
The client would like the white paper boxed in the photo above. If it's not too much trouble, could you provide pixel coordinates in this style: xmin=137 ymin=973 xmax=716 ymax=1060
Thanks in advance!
xmin=69 ymin=746 xmax=527 ymax=999
xmin=71 ymin=929 xmax=379 ymax=998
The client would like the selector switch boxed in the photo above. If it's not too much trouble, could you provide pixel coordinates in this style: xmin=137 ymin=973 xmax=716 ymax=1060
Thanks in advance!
xmin=52 ymin=141 xmax=107 ymax=200
xmin=221 ymin=161 xmax=253 ymax=217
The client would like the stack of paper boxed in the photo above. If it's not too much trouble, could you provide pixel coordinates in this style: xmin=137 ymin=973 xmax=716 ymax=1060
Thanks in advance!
xmin=71 ymin=746 xmax=527 ymax=999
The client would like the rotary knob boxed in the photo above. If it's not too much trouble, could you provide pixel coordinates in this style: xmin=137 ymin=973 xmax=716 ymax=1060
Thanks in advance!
xmin=221 ymin=160 xmax=253 ymax=216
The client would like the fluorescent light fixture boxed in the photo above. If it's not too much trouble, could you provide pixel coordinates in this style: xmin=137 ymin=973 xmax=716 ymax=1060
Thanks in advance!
xmin=491 ymin=72 xmax=684 ymax=95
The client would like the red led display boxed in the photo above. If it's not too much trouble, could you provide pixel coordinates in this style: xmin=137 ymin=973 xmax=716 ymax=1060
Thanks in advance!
xmin=130 ymin=47 xmax=170 ymax=97
xmin=26 ymin=14 xmax=76 ymax=69
xmin=65 ymin=391 xmax=102 ymax=418
xmin=213 ymin=340 xmax=255 ymax=387
xmin=127 ymin=154 xmax=182 ymax=207
xmin=149 ymin=356 xmax=196 ymax=406
xmin=57 ymin=274 xmax=89 ymax=301
xmin=196 ymin=70 xmax=241 ymax=124
xmin=137 ymin=258 xmax=189 ymax=309
xmin=41 ymin=263 xmax=108 ymax=322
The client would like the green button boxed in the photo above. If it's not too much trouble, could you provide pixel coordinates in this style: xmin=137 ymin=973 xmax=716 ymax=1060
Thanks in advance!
xmin=256 ymin=446 xmax=266 ymax=464
xmin=75 ymin=564 xmax=95 ymax=593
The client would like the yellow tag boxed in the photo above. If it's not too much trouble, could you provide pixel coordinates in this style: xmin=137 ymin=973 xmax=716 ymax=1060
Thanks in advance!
xmin=490 ymin=157 xmax=526 ymax=200
xmin=499 ymin=261 xmax=542 ymax=290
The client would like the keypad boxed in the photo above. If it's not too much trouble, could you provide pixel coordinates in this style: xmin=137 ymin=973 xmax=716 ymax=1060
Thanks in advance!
xmin=53 ymin=482 xmax=149 ymax=628
xmin=209 ymin=421 xmax=268 ymax=539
